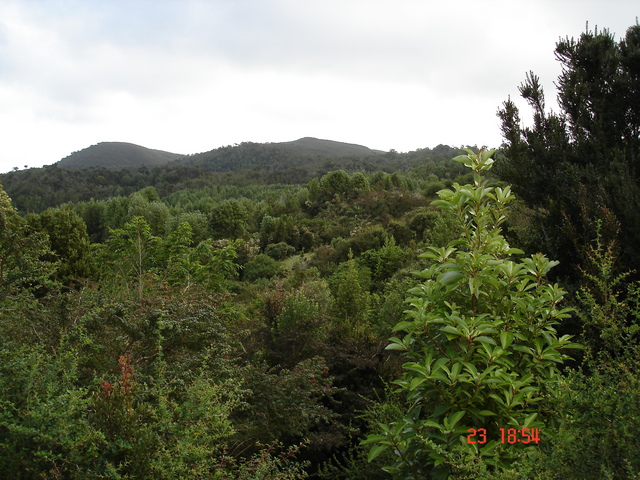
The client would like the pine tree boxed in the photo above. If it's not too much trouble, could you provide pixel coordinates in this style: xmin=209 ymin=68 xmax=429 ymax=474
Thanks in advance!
xmin=497 ymin=22 xmax=640 ymax=276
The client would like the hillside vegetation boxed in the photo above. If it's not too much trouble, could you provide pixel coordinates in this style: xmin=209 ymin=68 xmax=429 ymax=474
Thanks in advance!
xmin=0 ymin=22 xmax=639 ymax=480
xmin=0 ymin=142 xmax=464 ymax=213
xmin=57 ymin=142 xmax=184 ymax=170
xmin=178 ymin=137 xmax=386 ymax=172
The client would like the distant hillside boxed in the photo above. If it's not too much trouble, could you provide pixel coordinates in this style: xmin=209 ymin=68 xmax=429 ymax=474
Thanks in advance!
xmin=0 ymin=136 xmax=465 ymax=214
xmin=276 ymin=137 xmax=384 ymax=157
xmin=57 ymin=142 xmax=184 ymax=170
xmin=175 ymin=137 xmax=386 ymax=172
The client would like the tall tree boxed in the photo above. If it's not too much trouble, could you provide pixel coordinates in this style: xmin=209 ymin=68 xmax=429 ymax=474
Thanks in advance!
xmin=0 ymin=184 xmax=55 ymax=303
xmin=497 ymin=23 xmax=640 ymax=277
xmin=27 ymin=208 xmax=93 ymax=284
xmin=98 ymin=216 xmax=160 ymax=301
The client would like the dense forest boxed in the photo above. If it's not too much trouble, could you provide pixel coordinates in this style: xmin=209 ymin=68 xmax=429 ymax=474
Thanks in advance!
xmin=1 ymin=23 xmax=639 ymax=479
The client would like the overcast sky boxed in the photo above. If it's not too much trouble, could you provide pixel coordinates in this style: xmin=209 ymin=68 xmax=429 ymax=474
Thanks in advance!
xmin=0 ymin=0 xmax=637 ymax=173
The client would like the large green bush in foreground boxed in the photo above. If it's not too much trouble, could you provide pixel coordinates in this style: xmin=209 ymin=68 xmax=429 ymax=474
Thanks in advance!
xmin=365 ymin=149 xmax=580 ymax=479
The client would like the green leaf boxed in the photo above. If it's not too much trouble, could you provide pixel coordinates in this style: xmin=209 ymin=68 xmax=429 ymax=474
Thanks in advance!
xmin=500 ymin=331 xmax=514 ymax=349
xmin=523 ymin=412 xmax=538 ymax=428
xmin=439 ymin=270 xmax=463 ymax=285
xmin=433 ymin=357 xmax=450 ymax=373
xmin=392 ymin=321 xmax=414 ymax=332
xmin=361 ymin=434 xmax=388 ymax=444
xmin=479 ymin=440 xmax=500 ymax=457
xmin=367 ymin=444 xmax=389 ymax=462
xmin=450 ymin=362 xmax=462 ymax=380
xmin=433 ymin=404 xmax=452 ymax=419
xmin=512 ymin=345 xmax=533 ymax=354
xmin=424 ymin=419 xmax=445 ymax=431
xmin=462 ymin=362 xmax=478 ymax=378
xmin=410 ymin=377 xmax=427 ymax=390
xmin=447 ymin=410 xmax=465 ymax=428
xmin=453 ymin=154 xmax=472 ymax=164
xmin=386 ymin=337 xmax=408 ymax=351
xmin=479 ymin=410 xmax=496 ymax=417
xmin=474 ymin=336 xmax=496 ymax=345
xmin=440 ymin=325 xmax=462 ymax=336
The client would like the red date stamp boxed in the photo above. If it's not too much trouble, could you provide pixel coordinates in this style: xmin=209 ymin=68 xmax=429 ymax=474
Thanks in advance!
xmin=467 ymin=428 xmax=540 ymax=444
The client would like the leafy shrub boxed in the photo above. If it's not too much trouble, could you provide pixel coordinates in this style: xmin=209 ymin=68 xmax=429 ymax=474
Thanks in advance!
xmin=365 ymin=150 xmax=581 ymax=479
xmin=265 ymin=241 xmax=296 ymax=260
xmin=360 ymin=236 xmax=408 ymax=285
xmin=243 ymin=254 xmax=280 ymax=281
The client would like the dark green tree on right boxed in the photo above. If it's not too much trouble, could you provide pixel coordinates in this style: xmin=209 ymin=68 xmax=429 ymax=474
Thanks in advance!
xmin=497 ymin=22 xmax=640 ymax=278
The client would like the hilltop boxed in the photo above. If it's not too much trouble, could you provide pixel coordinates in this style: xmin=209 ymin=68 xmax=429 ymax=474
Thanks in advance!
xmin=57 ymin=142 xmax=184 ymax=170
xmin=54 ymin=138 xmax=383 ymax=172
xmin=167 ymin=137 xmax=385 ymax=172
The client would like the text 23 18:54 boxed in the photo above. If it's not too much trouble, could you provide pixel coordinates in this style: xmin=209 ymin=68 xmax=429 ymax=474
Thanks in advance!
xmin=467 ymin=428 xmax=540 ymax=444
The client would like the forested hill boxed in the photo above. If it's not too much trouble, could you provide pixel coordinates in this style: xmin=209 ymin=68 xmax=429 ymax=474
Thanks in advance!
xmin=0 ymin=141 xmax=464 ymax=213
xmin=55 ymin=137 xmax=383 ymax=172
xmin=57 ymin=142 xmax=184 ymax=170
xmin=174 ymin=137 xmax=385 ymax=172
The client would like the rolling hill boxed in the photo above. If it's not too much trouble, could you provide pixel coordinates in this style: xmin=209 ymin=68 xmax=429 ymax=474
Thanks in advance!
xmin=173 ymin=137 xmax=385 ymax=172
xmin=54 ymin=138 xmax=384 ymax=172
xmin=57 ymin=142 xmax=184 ymax=170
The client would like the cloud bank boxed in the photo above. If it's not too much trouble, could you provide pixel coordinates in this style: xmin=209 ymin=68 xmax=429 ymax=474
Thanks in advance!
xmin=0 ymin=0 xmax=636 ymax=172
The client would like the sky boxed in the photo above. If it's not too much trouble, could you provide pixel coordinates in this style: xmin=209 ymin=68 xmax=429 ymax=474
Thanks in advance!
xmin=0 ymin=0 xmax=637 ymax=173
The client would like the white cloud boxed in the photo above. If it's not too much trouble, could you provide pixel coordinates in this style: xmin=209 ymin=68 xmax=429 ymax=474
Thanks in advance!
xmin=0 ymin=0 xmax=637 ymax=172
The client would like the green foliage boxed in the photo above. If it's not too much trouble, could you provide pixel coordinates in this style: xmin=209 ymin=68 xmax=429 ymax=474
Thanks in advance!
xmin=76 ymin=199 xmax=107 ymax=242
xmin=365 ymin=150 xmax=580 ymax=479
xmin=0 ymin=342 xmax=98 ymax=478
xmin=27 ymin=207 xmax=93 ymax=284
xmin=265 ymin=241 xmax=296 ymax=260
xmin=209 ymin=199 xmax=250 ymax=240
xmin=497 ymin=22 xmax=640 ymax=276
xmin=575 ymin=221 xmax=640 ymax=359
xmin=0 ymin=158 xmax=482 ymax=478
xmin=361 ymin=236 xmax=408 ymax=285
xmin=244 ymin=253 xmax=280 ymax=281
xmin=526 ymin=361 xmax=640 ymax=480
xmin=385 ymin=219 xmax=412 ymax=247
xmin=407 ymin=208 xmax=439 ymax=241
xmin=486 ymin=228 xmax=640 ymax=480
xmin=0 ymin=183 xmax=57 ymax=302
xmin=104 ymin=196 xmax=130 ymax=230
xmin=159 ymin=222 xmax=239 ymax=291
xmin=6 ymin=126 xmax=639 ymax=478
xmin=268 ymin=281 xmax=334 ymax=366
xmin=215 ymin=442 xmax=309 ymax=480
xmin=127 ymin=191 xmax=170 ymax=236
xmin=370 ymin=274 xmax=417 ymax=337
xmin=165 ymin=211 xmax=210 ymax=244
xmin=331 ymin=251 xmax=371 ymax=337
xmin=319 ymin=170 xmax=352 ymax=200
xmin=95 ymin=216 xmax=160 ymax=300
xmin=237 ymin=356 xmax=338 ymax=443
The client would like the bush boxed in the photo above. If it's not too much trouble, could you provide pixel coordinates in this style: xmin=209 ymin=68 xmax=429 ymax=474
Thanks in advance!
xmin=265 ymin=242 xmax=296 ymax=260
xmin=365 ymin=149 xmax=581 ymax=479
xmin=244 ymin=254 xmax=280 ymax=281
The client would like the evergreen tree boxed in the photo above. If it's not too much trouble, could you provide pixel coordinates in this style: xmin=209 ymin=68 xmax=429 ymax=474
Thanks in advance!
xmin=333 ymin=251 xmax=371 ymax=337
xmin=497 ymin=22 xmax=640 ymax=277
xmin=27 ymin=208 xmax=93 ymax=284
xmin=0 ymin=184 xmax=56 ymax=303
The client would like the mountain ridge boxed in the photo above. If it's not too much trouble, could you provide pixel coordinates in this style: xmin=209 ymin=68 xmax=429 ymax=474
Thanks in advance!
xmin=55 ymin=137 xmax=384 ymax=171
xmin=57 ymin=142 xmax=184 ymax=170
